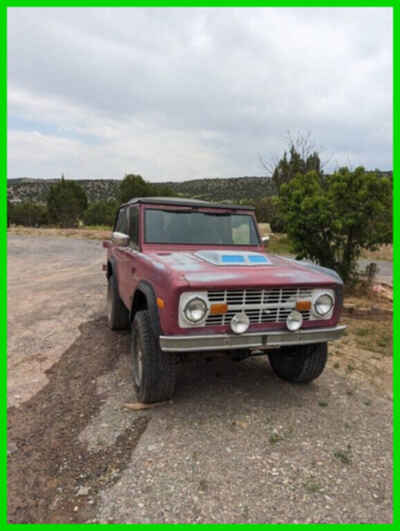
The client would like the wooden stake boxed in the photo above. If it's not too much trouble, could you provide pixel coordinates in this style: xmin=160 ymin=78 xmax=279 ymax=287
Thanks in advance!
xmin=122 ymin=400 xmax=172 ymax=411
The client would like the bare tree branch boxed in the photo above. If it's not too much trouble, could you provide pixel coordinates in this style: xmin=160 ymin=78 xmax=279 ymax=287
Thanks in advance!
xmin=260 ymin=130 xmax=335 ymax=179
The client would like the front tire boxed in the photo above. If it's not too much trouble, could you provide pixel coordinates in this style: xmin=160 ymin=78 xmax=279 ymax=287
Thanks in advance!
xmin=268 ymin=342 xmax=327 ymax=383
xmin=131 ymin=310 xmax=176 ymax=403
xmin=107 ymin=275 xmax=130 ymax=330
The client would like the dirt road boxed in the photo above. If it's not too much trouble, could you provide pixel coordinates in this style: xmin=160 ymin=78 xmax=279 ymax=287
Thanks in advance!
xmin=7 ymin=235 xmax=392 ymax=523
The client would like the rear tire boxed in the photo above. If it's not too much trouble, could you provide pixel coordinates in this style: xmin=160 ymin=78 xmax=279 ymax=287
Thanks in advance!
xmin=268 ymin=342 xmax=327 ymax=383
xmin=131 ymin=310 xmax=176 ymax=403
xmin=107 ymin=275 xmax=130 ymax=330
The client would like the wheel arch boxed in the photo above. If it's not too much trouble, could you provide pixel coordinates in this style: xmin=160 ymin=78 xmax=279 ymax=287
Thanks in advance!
xmin=107 ymin=256 xmax=117 ymax=280
xmin=130 ymin=281 xmax=162 ymax=337
xmin=107 ymin=256 xmax=124 ymax=302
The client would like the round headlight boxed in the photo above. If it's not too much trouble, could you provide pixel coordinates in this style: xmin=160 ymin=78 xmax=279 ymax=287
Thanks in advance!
xmin=184 ymin=297 xmax=207 ymax=323
xmin=286 ymin=310 xmax=303 ymax=332
xmin=314 ymin=293 xmax=334 ymax=316
xmin=230 ymin=312 xmax=250 ymax=334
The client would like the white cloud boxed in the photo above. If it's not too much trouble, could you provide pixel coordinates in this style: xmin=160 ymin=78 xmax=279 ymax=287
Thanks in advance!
xmin=7 ymin=7 xmax=393 ymax=180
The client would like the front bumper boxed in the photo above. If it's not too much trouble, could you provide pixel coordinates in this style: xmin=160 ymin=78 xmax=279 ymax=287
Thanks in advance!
xmin=159 ymin=325 xmax=346 ymax=352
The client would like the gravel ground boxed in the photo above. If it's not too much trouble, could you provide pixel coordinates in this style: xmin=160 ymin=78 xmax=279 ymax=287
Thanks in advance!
xmin=7 ymin=235 xmax=105 ymax=408
xmin=95 ymin=358 xmax=392 ymax=524
xmin=7 ymin=235 xmax=393 ymax=523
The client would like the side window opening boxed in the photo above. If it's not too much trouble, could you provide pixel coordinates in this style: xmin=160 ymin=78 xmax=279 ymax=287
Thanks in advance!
xmin=113 ymin=211 xmax=120 ymax=232
xmin=115 ymin=208 xmax=128 ymax=235
xmin=129 ymin=207 xmax=139 ymax=248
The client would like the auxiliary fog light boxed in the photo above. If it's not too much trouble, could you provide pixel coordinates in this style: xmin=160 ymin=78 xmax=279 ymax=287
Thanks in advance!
xmin=286 ymin=310 xmax=303 ymax=332
xmin=230 ymin=312 xmax=250 ymax=334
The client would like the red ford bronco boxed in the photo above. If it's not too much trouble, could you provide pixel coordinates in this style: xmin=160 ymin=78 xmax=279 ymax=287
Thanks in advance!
xmin=103 ymin=197 xmax=346 ymax=403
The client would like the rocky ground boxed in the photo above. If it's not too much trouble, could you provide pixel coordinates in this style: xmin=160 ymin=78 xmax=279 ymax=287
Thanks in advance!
xmin=7 ymin=235 xmax=392 ymax=523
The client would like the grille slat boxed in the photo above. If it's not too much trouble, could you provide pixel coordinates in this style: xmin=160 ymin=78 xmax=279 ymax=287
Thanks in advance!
xmin=206 ymin=288 xmax=312 ymax=326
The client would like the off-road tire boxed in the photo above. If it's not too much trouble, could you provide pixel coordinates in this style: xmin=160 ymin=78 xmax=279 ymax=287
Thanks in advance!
xmin=268 ymin=342 xmax=328 ymax=383
xmin=131 ymin=310 xmax=176 ymax=403
xmin=107 ymin=275 xmax=130 ymax=330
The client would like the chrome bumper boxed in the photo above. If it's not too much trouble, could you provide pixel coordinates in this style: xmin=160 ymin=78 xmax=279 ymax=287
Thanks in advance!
xmin=159 ymin=325 xmax=346 ymax=352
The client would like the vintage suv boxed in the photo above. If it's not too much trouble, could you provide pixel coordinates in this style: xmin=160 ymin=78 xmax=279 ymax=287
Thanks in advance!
xmin=103 ymin=197 xmax=346 ymax=403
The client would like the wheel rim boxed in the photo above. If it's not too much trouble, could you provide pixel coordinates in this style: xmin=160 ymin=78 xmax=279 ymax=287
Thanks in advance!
xmin=107 ymin=280 xmax=112 ymax=323
xmin=133 ymin=335 xmax=143 ymax=387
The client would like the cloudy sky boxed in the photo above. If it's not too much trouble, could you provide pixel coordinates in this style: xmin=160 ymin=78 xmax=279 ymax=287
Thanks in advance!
xmin=7 ymin=7 xmax=392 ymax=182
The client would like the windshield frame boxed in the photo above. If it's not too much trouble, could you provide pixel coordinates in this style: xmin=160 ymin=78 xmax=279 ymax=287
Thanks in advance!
xmin=143 ymin=207 xmax=261 ymax=247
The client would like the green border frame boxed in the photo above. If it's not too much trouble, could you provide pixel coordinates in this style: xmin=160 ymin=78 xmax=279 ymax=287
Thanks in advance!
xmin=2 ymin=1 xmax=397 ymax=528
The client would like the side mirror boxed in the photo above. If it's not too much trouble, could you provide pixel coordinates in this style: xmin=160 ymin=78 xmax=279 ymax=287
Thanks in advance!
xmin=262 ymin=236 xmax=270 ymax=245
xmin=112 ymin=231 xmax=130 ymax=247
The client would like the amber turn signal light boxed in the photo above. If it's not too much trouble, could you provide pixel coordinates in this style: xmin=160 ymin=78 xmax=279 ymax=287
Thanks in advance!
xmin=210 ymin=303 xmax=228 ymax=315
xmin=157 ymin=297 xmax=165 ymax=309
xmin=296 ymin=300 xmax=311 ymax=311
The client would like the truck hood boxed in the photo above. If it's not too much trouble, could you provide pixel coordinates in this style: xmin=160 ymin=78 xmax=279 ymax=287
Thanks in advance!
xmin=147 ymin=249 xmax=339 ymax=288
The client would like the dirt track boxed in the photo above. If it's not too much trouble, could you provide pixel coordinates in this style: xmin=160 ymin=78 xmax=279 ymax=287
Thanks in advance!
xmin=7 ymin=235 xmax=393 ymax=523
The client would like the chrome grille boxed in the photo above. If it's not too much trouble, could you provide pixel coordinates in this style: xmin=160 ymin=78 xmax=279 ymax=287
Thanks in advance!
xmin=206 ymin=288 xmax=312 ymax=326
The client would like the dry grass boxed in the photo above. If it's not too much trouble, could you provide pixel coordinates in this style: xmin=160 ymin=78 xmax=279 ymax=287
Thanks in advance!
xmin=349 ymin=318 xmax=392 ymax=356
xmin=329 ymin=289 xmax=392 ymax=399
xmin=257 ymin=223 xmax=272 ymax=236
xmin=8 ymin=226 xmax=111 ymax=240
xmin=261 ymin=231 xmax=393 ymax=262
xmin=265 ymin=234 xmax=293 ymax=255
xmin=360 ymin=244 xmax=392 ymax=261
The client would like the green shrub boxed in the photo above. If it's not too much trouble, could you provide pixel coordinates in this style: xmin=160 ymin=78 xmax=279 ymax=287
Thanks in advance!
xmin=8 ymin=201 xmax=48 ymax=227
xmin=279 ymin=167 xmax=392 ymax=284
xmin=47 ymin=176 xmax=88 ymax=227
xmin=83 ymin=199 xmax=118 ymax=227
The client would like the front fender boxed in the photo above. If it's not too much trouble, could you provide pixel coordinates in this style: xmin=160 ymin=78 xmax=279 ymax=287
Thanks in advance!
xmin=130 ymin=280 xmax=162 ymax=337
xmin=282 ymin=257 xmax=344 ymax=312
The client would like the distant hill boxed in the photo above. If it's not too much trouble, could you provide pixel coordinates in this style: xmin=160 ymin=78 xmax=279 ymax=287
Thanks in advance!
xmin=7 ymin=178 xmax=121 ymax=204
xmin=7 ymin=176 xmax=276 ymax=204
xmin=153 ymin=176 xmax=276 ymax=202
xmin=7 ymin=171 xmax=392 ymax=204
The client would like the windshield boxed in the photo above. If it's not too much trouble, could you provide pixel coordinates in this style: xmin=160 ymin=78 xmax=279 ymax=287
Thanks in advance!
xmin=144 ymin=209 xmax=259 ymax=245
